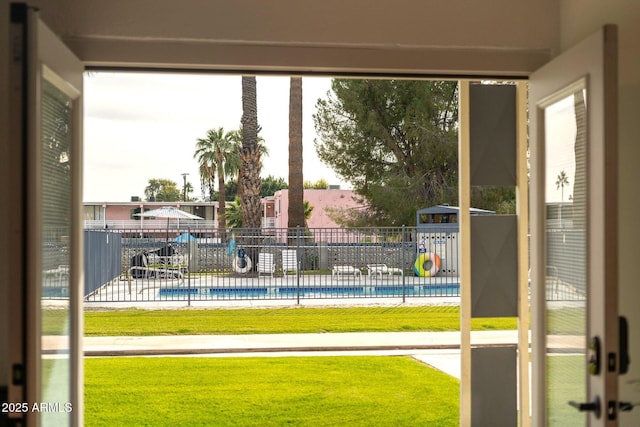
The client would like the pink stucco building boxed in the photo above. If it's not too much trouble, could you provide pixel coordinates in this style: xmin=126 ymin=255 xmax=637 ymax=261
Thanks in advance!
xmin=84 ymin=189 xmax=365 ymax=233
xmin=273 ymin=189 xmax=363 ymax=229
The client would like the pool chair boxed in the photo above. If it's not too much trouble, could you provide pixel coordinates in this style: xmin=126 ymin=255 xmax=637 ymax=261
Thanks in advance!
xmin=257 ymin=252 xmax=275 ymax=278
xmin=366 ymin=264 xmax=404 ymax=278
xmin=129 ymin=252 xmax=183 ymax=280
xmin=281 ymin=249 xmax=298 ymax=276
xmin=332 ymin=265 xmax=362 ymax=280
xmin=147 ymin=251 xmax=187 ymax=270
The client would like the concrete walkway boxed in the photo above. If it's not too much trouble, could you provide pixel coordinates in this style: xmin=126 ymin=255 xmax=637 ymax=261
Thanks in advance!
xmin=43 ymin=330 xmax=527 ymax=380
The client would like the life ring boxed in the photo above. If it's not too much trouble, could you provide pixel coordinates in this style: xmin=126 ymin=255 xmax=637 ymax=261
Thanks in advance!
xmin=233 ymin=256 xmax=252 ymax=273
xmin=414 ymin=252 xmax=441 ymax=277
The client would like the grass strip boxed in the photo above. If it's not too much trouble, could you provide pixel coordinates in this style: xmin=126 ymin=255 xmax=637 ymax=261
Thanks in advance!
xmin=85 ymin=356 xmax=459 ymax=426
xmin=547 ymin=355 xmax=585 ymax=425
xmin=83 ymin=306 xmax=517 ymax=336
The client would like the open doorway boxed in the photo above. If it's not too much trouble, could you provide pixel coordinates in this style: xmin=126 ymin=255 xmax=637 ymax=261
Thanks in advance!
xmin=75 ymin=72 xmax=525 ymax=425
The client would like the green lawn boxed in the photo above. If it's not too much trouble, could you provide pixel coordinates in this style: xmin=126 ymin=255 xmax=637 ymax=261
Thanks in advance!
xmin=547 ymin=355 xmax=586 ymax=426
xmin=85 ymin=356 xmax=459 ymax=426
xmin=75 ymin=306 xmax=511 ymax=425
xmin=82 ymin=306 xmax=517 ymax=336
xmin=547 ymin=306 xmax=586 ymax=335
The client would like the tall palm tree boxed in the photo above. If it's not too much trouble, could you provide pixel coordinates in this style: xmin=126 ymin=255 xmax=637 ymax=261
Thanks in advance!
xmin=240 ymin=76 xmax=262 ymax=229
xmin=194 ymin=127 xmax=236 ymax=230
xmin=555 ymin=170 xmax=569 ymax=202
xmin=288 ymin=77 xmax=305 ymax=230
xmin=555 ymin=169 xmax=570 ymax=225
xmin=228 ymin=127 xmax=268 ymax=201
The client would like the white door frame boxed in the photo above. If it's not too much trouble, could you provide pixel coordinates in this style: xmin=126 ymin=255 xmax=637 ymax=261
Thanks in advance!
xmin=7 ymin=6 xmax=84 ymax=426
xmin=530 ymin=25 xmax=618 ymax=426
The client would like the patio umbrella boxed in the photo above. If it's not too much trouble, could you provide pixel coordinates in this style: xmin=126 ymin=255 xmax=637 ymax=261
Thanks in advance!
xmin=174 ymin=232 xmax=197 ymax=243
xmin=135 ymin=206 xmax=203 ymax=243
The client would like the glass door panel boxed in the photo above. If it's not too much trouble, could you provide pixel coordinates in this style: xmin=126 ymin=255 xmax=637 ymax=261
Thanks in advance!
xmin=530 ymin=26 xmax=618 ymax=426
xmin=41 ymin=77 xmax=74 ymax=425
xmin=544 ymin=87 xmax=588 ymax=426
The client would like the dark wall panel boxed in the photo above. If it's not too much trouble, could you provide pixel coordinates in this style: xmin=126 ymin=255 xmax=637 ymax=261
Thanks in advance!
xmin=472 ymin=346 xmax=517 ymax=426
xmin=471 ymin=215 xmax=518 ymax=317
xmin=470 ymin=84 xmax=516 ymax=186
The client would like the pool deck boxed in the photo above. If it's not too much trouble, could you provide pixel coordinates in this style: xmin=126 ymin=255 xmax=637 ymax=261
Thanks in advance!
xmin=80 ymin=273 xmax=463 ymax=306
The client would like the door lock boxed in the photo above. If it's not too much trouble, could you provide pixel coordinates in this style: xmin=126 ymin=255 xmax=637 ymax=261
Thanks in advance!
xmin=588 ymin=336 xmax=601 ymax=375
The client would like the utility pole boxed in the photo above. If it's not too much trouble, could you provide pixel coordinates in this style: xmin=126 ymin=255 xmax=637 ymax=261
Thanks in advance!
xmin=181 ymin=173 xmax=189 ymax=202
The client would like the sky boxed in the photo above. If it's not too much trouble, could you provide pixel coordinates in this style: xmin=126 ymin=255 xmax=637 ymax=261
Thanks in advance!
xmin=544 ymin=94 xmax=578 ymax=203
xmin=83 ymin=73 xmax=344 ymax=202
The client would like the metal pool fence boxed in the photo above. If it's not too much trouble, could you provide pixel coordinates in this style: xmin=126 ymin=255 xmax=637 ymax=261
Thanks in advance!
xmin=81 ymin=226 xmax=463 ymax=304
xmin=42 ymin=225 xmax=583 ymax=304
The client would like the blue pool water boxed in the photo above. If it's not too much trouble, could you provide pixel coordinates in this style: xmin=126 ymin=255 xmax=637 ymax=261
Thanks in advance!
xmin=42 ymin=287 xmax=69 ymax=298
xmin=158 ymin=283 xmax=460 ymax=298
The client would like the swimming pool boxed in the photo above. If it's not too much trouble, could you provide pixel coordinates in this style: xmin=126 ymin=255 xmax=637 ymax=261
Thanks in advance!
xmin=157 ymin=283 xmax=460 ymax=299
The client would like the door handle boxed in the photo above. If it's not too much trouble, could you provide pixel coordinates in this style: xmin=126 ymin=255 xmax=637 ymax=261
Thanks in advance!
xmin=619 ymin=402 xmax=635 ymax=412
xmin=569 ymin=396 xmax=601 ymax=419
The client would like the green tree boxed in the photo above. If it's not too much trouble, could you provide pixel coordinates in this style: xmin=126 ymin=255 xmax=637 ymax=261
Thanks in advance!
xmin=182 ymin=182 xmax=194 ymax=201
xmin=303 ymin=200 xmax=314 ymax=222
xmin=261 ymin=175 xmax=288 ymax=197
xmin=288 ymin=77 xmax=305 ymax=229
xmin=303 ymin=179 xmax=329 ymax=189
xmin=240 ymin=76 xmax=262 ymax=229
xmin=224 ymin=180 xmax=238 ymax=201
xmin=470 ymin=186 xmax=516 ymax=214
xmin=314 ymin=79 xmax=459 ymax=226
xmin=227 ymin=129 xmax=244 ymax=199
xmin=194 ymin=127 xmax=238 ymax=230
xmin=224 ymin=197 xmax=243 ymax=229
xmin=144 ymin=178 xmax=181 ymax=202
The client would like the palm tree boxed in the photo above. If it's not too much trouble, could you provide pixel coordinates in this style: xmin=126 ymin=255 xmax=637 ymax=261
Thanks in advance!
xmin=240 ymin=76 xmax=262 ymax=229
xmin=556 ymin=170 xmax=569 ymax=202
xmin=226 ymin=129 xmax=243 ymax=198
xmin=288 ymin=77 xmax=305 ymax=229
xmin=555 ymin=169 xmax=570 ymax=225
xmin=228 ymin=127 xmax=268 ymax=201
xmin=183 ymin=182 xmax=194 ymax=201
xmin=303 ymin=200 xmax=314 ymax=223
xmin=194 ymin=127 xmax=236 ymax=230
xmin=224 ymin=197 xmax=243 ymax=229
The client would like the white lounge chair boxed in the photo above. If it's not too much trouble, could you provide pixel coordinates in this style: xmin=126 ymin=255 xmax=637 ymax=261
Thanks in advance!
xmin=367 ymin=263 xmax=404 ymax=278
xmin=332 ymin=265 xmax=361 ymax=280
xmin=282 ymin=249 xmax=298 ymax=275
xmin=257 ymin=252 xmax=275 ymax=277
